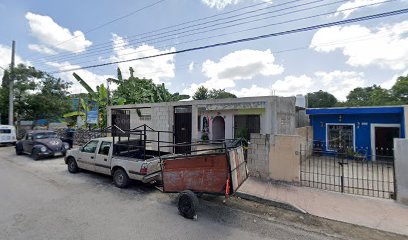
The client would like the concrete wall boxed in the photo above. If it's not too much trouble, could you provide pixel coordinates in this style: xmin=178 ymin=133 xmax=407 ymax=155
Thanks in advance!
xmin=269 ymin=135 xmax=300 ymax=183
xmin=394 ymin=138 xmax=408 ymax=205
xmin=295 ymin=126 xmax=313 ymax=151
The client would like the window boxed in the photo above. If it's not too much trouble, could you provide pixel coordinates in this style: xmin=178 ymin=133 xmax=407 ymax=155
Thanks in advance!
xmin=82 ymin=140 xmax=99 ymax=153
xmin=197 ymin=115 xmax=201 ymax=131
xmin=327 ymin=124 xmax=354 ymax=151
xmin=26 ymin=133 xmax=32 ymax=140
xmin=98 ymin=141 xmax=112 ymax=155
xmin=234 ymin=115 xmax=260 ymax=139
xmin=33 ymin=132 xmax=58 ymax=139
xmin=0 ymin=129 xmax=11 ymax=134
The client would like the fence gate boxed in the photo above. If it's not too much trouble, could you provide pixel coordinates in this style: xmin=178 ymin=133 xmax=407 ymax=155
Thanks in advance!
xmin=300 ymin=145 xmax=396 ymax=199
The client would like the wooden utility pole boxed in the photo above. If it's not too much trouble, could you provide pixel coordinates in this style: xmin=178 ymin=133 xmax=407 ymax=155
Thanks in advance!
xmin=8 ymin=40 xmax=15 ymax=126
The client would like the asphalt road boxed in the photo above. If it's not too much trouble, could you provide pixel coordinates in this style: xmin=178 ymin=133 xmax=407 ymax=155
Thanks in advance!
xmin=0 ymin=146 xmax=404 ymax=240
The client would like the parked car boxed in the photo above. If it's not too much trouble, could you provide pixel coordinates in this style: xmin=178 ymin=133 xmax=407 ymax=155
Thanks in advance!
xmin=64 ymin=137 xmax=169 ymax=188
xmin=15 ymin=130 xmax=70 ymax=160
xmin=0 ymin=125 xmax=17 ymax=145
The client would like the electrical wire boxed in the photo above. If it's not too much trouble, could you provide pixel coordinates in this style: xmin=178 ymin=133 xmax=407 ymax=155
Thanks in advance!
xmin=40 ymin=0 xmax=397 ymax=71
xmin=31 ymin=0 xmax=329 ymax=64
xmin=49 ymin=8 xmax=408 ymax=74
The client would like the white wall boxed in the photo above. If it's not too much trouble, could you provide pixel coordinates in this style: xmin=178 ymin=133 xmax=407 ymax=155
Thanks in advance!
xmin=394 ymin=138 xmax=408 ymax=205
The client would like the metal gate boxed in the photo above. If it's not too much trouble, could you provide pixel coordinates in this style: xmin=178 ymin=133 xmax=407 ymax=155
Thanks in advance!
xmin=174 ymin=106 xmax=192 ymax=154
xmin=111 ymin=109 xmax=130 ymax=137
xmin=300 ymin=145 xmax=396 ymax=199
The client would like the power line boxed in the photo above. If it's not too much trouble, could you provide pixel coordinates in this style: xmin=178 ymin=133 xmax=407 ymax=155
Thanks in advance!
xmin=24 ymin=0 xmax=166 ymax=60
xmin=50 ymin=8 xmax=408 ymax=74
xmin=40 ymin=0 xmax=396 ymax=70
xmin=30 ymin=0 xmax=319 ymax=63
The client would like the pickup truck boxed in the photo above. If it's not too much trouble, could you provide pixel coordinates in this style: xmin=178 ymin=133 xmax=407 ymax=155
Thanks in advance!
xmin=64 ymin=137 xmax=170 ymax=188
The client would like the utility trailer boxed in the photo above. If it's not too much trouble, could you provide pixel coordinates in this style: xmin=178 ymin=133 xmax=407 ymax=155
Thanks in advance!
xmin=158 ymin=140 xmax=249 ymax=219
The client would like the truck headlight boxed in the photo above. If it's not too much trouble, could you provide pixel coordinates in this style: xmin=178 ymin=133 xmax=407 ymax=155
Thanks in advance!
xmin=41 ymin=146 xmax=47 ymax=152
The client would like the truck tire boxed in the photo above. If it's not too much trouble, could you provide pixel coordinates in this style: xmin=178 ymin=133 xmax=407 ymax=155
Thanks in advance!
xmin=177 ymin=190 xmax=199 ymax=219
xmin=31 ymin=149 xmax=40 ymax=161
xmin=113 ymin=168 xmax=129 ymax=188
xmin=67 ymin=157 xmax=79 ymax=173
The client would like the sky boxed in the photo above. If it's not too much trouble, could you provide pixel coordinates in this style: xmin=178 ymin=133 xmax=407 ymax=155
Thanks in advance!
xmin=0 ymin=0 xmax=407 ymax=101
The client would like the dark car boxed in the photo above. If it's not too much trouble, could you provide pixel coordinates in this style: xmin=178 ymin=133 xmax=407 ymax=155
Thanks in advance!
xmin=15 ymin=130 xmax=70 ymax=160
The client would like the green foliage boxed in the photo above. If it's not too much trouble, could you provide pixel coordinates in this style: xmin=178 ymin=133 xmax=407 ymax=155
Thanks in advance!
xmin=192 ymin=86 xmax=236 ymax=100
xmin=307 ymin=90 xmax=338 ymax=108
xmin=0 ymin=64 xmax=71 ymax=124
xmin=193 ymin=86 xmax=209 ymax=100
xmin=345 ymin=85 xmax=396 ymax=106
xmin=391 ymin=75 xmax=408 ymax=104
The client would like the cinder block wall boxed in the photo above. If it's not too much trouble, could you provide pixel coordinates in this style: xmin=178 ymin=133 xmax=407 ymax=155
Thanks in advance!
xmin=247 ymin=133 xmax=271 ymax=179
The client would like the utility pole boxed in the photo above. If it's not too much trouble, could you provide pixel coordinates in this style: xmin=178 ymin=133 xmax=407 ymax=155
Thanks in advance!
xmin=9 ymin=40 xmax=15 ymax=126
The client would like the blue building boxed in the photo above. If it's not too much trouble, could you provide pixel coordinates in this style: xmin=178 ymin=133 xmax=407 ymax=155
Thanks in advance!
xmin=306 ymin=106 xmax=407 ymax=160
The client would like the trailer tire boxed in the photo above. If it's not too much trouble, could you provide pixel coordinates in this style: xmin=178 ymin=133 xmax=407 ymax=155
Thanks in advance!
xmin=113 ymin=168 xmax=129 ymax=188
xmin=177 ymin=190 xmax=199 ymax=219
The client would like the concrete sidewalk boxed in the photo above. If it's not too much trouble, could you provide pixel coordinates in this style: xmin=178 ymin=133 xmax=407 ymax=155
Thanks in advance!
xmin=237 ymin=177 xmax=408 ymax=236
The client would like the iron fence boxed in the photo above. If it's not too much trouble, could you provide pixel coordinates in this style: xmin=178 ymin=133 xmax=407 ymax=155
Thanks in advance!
xmin=300 ymin=144 xmax=396 ymax=199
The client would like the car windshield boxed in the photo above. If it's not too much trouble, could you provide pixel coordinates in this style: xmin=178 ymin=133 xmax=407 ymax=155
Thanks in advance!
xmin=33 ymin=132 xmax=58 ymax=139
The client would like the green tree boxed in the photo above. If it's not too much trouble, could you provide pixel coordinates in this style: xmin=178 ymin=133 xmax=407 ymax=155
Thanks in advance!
xmin=193 ymin=86 xmax=236 ymax=100
xmin=306 ymin=90 xmax=338 ymax=108
xmin=193 ymin=86 xmax=209 ymax=100
xmin=345 ymin=85 xmax=395 ymax=106
xmin=391 ymin=75 xmax=408 ymax=104
xmin=0 ymin=64 xmax=71 ymax=125
xmin=208 ymin=89 xmax=237 ymax=99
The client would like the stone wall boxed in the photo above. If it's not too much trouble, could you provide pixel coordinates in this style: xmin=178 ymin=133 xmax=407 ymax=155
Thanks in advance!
xmin=247 ymin=133 xmax=271 ymax=179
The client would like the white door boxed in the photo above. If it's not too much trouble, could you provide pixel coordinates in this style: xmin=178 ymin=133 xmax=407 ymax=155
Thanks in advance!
xmin=95 ymin=141 xmax=112 ymax=175
xmin=77 ymin=140 xmax=99 ymax=171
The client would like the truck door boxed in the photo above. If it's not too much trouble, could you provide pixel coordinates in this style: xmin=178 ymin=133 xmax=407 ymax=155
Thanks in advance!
xmin=77 ymin=140 xmax=99 ymax=171
xmin=95 ymin=141 xmax=112 ymax=175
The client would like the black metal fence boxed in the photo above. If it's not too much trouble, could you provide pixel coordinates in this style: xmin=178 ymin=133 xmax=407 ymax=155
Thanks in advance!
xmin=300 ymin=144 xmax=396 ymax=199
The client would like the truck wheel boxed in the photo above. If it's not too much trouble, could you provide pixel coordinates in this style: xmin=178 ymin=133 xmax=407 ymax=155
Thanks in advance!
xmin=67 ymin=158 xmax=79 ymax=173
xmin=113 ymin=168 xmax=129 ymax=188
xmin=31 ymin=149 xmax=40 ymax=161
xmin=177 ymin=190 xmax=199 ymax=219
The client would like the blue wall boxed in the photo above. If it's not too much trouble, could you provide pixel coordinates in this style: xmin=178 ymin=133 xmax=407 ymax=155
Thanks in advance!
xmin=309 ymin=111 xmax=405 ymax=154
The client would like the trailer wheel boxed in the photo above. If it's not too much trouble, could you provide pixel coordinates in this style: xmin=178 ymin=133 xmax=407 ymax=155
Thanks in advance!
xmin=113 ymin=168 xmax=129 ymax=188
xmin=177 ymin=190 xmax=199 ymax=219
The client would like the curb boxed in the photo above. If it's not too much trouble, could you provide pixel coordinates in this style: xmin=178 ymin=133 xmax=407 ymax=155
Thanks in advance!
xmin=235 ymin=192 xmax=307 ymax=214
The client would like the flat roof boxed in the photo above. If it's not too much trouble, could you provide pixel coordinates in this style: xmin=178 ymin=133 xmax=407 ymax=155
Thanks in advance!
xmin=306 ymin=106 xmax=404 ymax=115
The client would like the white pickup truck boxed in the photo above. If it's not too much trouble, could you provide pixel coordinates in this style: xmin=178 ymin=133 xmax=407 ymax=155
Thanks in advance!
xmin=64 ymin=137 xmax=170 ymax=188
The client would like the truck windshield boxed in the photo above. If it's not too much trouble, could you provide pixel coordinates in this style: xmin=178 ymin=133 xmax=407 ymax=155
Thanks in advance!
xmin=33 ymin=133 xmax=58 ymax=139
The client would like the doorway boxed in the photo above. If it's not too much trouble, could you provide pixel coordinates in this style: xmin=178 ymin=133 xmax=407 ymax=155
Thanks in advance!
xmin=371 ymin=124 xmax=400 ymax=160
xmin=174 ymin=106 xmax=192 ymax=154
xmin=212 ymin=116 xmax=225 ymax=140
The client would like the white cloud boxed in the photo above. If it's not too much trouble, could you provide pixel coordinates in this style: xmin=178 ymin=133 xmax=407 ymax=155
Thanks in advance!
xmin=28 ymin=44 xmax=57 ymax=55
xmin=0 ymin=44 xmax=30 ymax=81
xmin=109 ymin=34 xmax=175 ymax=83
xmin=272 ymin=71 xmax=364 ymax=100
xmin=182 ymin=49 xmax=283 ymax=95
xmin=231 ymin=84 xmax=273 ymax=97
xmin=25 ymin=12 xmax=92 ymax=53
xmin=335 ymin=0 xmax=385 ymax=18
xmin=310 ymin=21 xmax=408 ymax=70
xmin=201 ymin=0 xmax=241 ymax=9
xmin=202 ymin=0 xmax=272 ymax=9
xmin=46 ymin=61 xmax=113 ymax=94
xmin=202 ymin=49 xmax=283 ymax=82
xmin=188 ymin=62 xmax=195 ymax=72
